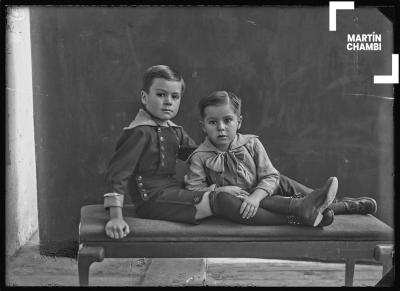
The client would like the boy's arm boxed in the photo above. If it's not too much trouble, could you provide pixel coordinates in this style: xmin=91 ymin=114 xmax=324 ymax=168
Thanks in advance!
xmin=177 ymin=127 xmax=198 ymax=161
xmin=184 ymin=153 xmax=217 ymax=192
xmin=252 ymin=138 xmax=280 ymax=197
xmin=109 ymin=206 xmax=123 ymax=218
xmin=104 ymin=128 xmax=148 ymax=209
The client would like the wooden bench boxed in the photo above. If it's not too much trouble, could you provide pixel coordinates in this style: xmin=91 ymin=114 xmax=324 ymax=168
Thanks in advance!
xmin=78 ymin=204 xmax=393 ymax=286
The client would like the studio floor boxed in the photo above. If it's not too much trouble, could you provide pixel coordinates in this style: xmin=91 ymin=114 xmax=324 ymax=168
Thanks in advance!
xmin=6 ymin=232 xmax=384 ymax=287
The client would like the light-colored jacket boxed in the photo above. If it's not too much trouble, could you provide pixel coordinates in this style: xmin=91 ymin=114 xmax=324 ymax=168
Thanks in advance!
xmin=184 ymin=133 xmax=280 ymax=196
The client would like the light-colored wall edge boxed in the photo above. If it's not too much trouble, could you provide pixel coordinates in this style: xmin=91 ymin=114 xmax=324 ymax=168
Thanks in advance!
xmin=6 ymin=7 xmax=39 ymax=258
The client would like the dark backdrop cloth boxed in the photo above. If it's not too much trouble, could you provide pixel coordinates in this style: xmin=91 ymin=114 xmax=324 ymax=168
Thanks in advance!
xmin=30 ymin=6 xmax=394 ymax=257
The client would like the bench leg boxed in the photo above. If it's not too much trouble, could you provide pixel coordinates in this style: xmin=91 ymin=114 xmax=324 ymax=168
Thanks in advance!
xmin=374 ymin=244 xmax=393 ymax=277
xmin=78 ymin=246 xmax=105 ymax=286
xmin=344 ymin=259 xmax=355 ymax=287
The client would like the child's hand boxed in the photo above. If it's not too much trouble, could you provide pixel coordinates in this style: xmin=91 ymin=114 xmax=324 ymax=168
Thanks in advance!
xmin=216 ymin=186 xmax=249 ymax=198
xmin=240 ymin=195 xmax=261 ymax=219
xmin=105 ymin=218 xmax=130 ymax=239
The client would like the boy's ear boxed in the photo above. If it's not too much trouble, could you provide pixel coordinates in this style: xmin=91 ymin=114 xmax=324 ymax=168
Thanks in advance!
xmin=140 ymin=90 xmax=147 ymax=105
xmin=237 ymin=115 xmax=243 ymax=129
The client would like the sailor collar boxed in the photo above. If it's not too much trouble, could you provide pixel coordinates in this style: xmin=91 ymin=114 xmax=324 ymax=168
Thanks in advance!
xmin=123 ymin=109 xmax=181 ymax=130
xmin=188 ymin=133 xmax=257 ymax=159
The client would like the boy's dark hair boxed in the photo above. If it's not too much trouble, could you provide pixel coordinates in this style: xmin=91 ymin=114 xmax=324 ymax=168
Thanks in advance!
xmin=198 ymin=91 xmax=242 ymax=118
xmin=142 ymin=65 xmax=185 ymax=95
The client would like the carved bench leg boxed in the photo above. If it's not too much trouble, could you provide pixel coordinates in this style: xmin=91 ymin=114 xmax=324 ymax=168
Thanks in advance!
xmin=344 ymin=259 xmax=355 ymax=287
xmin=78 ymin=246 xmax=105 ymax=286
xmin=374 ymin=244 xmax=393 ymax=277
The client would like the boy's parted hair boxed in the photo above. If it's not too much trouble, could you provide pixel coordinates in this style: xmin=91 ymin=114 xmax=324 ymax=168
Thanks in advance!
xmin=198 ymin=91 xmax=242 ymax=118
xmin=142 ymin=65 xmax=186 ymax=94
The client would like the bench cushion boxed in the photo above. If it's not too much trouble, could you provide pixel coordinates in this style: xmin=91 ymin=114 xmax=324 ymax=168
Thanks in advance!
xmin=79 ymin=205 xmax=393 ymax=243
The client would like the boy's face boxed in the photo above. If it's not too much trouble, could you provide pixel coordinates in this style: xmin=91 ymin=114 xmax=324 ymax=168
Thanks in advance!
xmin=202 ymin=104 xmax=242 ymax=152
xmin=141 ymin=78 xmax=182 ymax=123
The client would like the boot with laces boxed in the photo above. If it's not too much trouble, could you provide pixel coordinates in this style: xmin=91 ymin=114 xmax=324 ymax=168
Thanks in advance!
xmin=288 ymin=177 xmax=338 ymax=226
xmin=333 ymin=196 xmax=377 ymax=215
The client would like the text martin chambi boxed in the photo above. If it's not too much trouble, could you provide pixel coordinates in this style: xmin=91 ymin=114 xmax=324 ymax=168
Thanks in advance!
xmin=347 ymin=33 xmax=382 ymax=51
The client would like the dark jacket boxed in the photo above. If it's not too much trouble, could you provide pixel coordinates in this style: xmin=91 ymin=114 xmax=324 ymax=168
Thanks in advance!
xmin=104 ymin=109 xmax=197 ymax=206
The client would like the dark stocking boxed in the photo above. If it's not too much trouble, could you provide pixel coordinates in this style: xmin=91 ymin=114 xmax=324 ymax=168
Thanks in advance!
xmin=329 ymin=201 xmax=347 ymax=214
xmin=259 ymin=195 xmax=292 ymax=214
xmin=211 ymin=192 xmax=288 ymax=225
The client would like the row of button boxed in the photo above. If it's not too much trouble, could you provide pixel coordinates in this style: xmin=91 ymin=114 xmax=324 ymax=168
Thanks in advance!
xmin=193 ymin=195 xmax=200 ymax=203
xmin=136 ymin=175 xmax=148 ymax=199
xmin=158 ymin=127 xmax=165 ymax=167
xmin=136 ymin=127 xmax=167 ymax=200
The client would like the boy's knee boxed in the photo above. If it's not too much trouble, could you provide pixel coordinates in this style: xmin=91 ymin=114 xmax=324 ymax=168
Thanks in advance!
xmin=212 ymin=191 xmax=241 ymax=210
xmin=196 ymin=190 xmax=240 ymax=217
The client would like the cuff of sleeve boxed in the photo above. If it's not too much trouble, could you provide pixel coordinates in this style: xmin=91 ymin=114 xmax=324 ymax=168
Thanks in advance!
xmin=255 ymin=187 xmax=273 ymax=196
xmin=104 ymin=193 xmax=124 ymax=209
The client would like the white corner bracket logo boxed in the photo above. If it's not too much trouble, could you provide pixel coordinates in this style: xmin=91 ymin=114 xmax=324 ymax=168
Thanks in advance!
xmin=374 ymin=54 xmax=399 ymax=84
xmin=329 ymin=1 xmax=354 ymax=31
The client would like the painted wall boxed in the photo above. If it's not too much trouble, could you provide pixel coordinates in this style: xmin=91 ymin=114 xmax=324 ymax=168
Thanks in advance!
xmin=30 ymin=7 xmax=394 ymax=257
xmin=6 ymin=7 xmax=38 ymax=257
